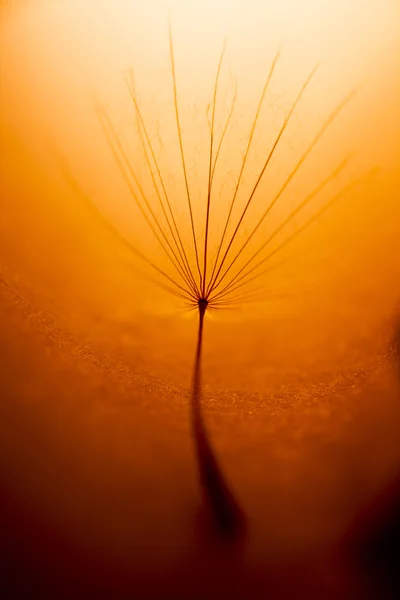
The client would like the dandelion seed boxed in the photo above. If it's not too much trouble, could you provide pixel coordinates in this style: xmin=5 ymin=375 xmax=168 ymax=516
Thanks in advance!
xmin=56 ymin=23 xmax=377 ymax=543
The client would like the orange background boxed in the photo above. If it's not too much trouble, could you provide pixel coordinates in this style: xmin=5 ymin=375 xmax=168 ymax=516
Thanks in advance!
xmin=1 ymin=1 xmax=400 ymax=594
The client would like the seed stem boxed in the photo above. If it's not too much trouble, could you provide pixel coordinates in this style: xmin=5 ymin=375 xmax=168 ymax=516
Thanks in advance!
xmin=191 ymin=301 xmax=246 ymax=540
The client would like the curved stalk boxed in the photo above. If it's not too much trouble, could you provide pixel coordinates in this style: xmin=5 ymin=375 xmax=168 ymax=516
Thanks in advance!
xmin=191 ymin=301 xmax=246 ymax=540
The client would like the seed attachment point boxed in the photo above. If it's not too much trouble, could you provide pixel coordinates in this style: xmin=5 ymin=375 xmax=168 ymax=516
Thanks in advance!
xmin=198 ymin=297 xmax=208 ymax=315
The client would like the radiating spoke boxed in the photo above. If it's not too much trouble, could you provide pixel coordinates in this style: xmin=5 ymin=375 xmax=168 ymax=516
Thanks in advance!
xmin=211 ymin=153 xmax=353 ymax=297
xmin=207 ymin=62 xmax=319 ymax=297
xmin=209 ymin=89 xmax=358 ymax=294
xmin=209 ymin=168 xmax=378 ymax=303
xmin=55 ymin=149 xmax=198 ymax=302
xmin=206 ymin=48 xmax=281 ymax=296
xmin=202 ymin=40 xmax=227 ymax=297
xmin=169 ymin=22 xmax=203 ymax=288
xmin=125 ymin=70 xmax=200 ymax=298
xmin=95 ymin=101 xmax=197 ymax=297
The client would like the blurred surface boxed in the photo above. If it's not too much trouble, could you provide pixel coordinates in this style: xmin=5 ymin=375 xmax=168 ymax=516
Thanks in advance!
xmin=1 ymin=1 xmax=400 ymax=598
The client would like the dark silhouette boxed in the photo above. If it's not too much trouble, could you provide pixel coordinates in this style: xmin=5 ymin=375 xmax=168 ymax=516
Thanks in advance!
xmin=55 ymin=29 xmax=378 ymax=552
xmin=191 ymin=298 xmax=246 ymax=542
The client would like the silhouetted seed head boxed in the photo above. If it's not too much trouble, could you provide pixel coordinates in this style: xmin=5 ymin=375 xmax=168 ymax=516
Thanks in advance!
xmin=65 ymin=24 xmax=375 ymax=547
xmin=86 ymin=32 xmax=375 ymax=312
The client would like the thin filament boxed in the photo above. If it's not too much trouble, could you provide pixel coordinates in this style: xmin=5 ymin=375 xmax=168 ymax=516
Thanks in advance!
xmin=206 ymin=48 xmax=281 ymax=296
xmin=210 ymin=89 xmax=358 ymax=293
xmin=96 ymin=102 xmax=196 ymax=296
xmin=55 ymin=150 xmax=198 ymax=301
xmin=212 ymin=153 xmax=353 ymax=297
xmin=169 ymin=22 xmax=203 ymax=288
xmin=202 ymin=40 xmax=227 ymax=297
xmin=210 ymin=168 xmax=378 ymax=302
xmin=207 ymin=62 xmax=319 ymax=297
xmin=125 ymin=70 xmax=200 ymax=298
